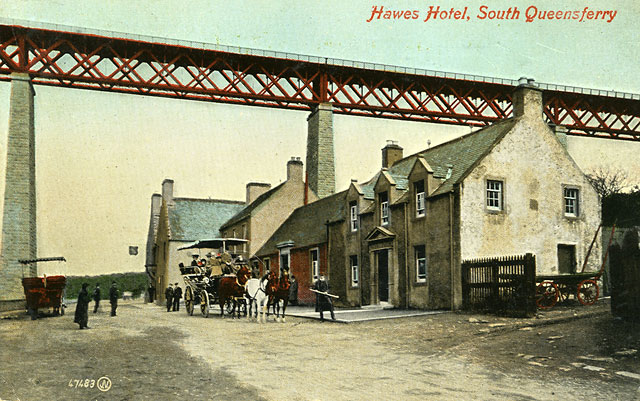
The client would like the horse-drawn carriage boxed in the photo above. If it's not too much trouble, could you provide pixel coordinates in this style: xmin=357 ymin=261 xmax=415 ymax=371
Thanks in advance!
xmin=177 ymin=238 xmax=251 ymax=318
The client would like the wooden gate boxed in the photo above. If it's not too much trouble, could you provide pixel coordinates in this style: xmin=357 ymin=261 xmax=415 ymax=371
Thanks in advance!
xmin=462 ymin=253 xmax=536 ymax=317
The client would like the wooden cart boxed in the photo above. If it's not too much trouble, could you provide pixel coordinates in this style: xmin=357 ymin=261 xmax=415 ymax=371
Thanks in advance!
xmin=535 ymin=225 xmax=615 ymax=309
xmin=20 ymin=257 xmax=67 ymax=319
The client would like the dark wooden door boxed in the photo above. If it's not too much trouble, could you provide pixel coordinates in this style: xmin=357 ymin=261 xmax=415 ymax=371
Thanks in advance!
xmin=557 ymin=244 xmax=576 ymax=274
xmin=377 ymin=250 xmax=389 ymax=302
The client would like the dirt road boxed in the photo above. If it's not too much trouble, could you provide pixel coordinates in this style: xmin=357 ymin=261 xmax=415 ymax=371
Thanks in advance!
xmin=1 ymin=300 xmax=638 ymax=400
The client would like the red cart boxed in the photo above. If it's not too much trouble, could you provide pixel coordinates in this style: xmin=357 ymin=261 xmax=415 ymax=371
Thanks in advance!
xmin=19 ymin=257 xmax=67 ymax=319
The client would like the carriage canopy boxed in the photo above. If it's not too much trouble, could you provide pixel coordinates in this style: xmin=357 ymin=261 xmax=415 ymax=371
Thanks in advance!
xmin=177 ymin=238 xmax=248 ymax=252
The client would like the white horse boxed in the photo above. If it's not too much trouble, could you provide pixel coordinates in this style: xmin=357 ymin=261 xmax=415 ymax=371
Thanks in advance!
xmin=244 ymin=277 xmax=270 ymax=323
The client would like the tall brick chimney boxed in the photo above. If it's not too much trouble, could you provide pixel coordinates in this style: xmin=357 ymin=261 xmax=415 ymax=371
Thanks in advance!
xmin=287 ymin=156 xmax=303 ymax=182
xmin=382 ymin=140 xmax=403 ymax=168
xmin=512 ymin=77 xmax=543 ymax=119
xmin=162 ymin=179 xmax=174 ymax=206
xmin=246 ymin=182 xmax=271 ymax=205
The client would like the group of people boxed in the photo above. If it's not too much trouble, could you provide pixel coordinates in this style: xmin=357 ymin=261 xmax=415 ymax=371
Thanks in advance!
xmin=164 ymin=283 xmax=183 ymax=312
xmin=74 ymin=281 xmax=119 ymax=329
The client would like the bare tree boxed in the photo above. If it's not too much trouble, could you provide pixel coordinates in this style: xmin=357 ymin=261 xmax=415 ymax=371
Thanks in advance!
xmin=586 ymin=166 xmax=630 ymax=198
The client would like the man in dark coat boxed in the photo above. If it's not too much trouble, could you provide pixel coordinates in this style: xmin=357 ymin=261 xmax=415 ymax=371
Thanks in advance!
xmin=165 ymin=284 xmax=174 ymax=312
xmin=313 ymin=275 xmax=335 ymax=321
xmin=74 ymin=283 xmax=91 ymax=329
xmin=92 ymin=284 xmax=101 ymax=313
xmin=173 ymin=283 xmax=182 ymax=311
xmin=148 ymin=284 xmax=155 ymax=303
xmin=288 ymin=275 xmax=299 ymax=306
xmin=109 ymin=282 xmax=119 ymax=317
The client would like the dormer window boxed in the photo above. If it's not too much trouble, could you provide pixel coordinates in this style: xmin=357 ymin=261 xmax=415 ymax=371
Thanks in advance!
xmin=380 ymin=191 xmax=389 ymax=226
xmin=415 ymin=180 xmax=425 ymax=217
xmin=349 ymin=201 xmax=358 ymax=232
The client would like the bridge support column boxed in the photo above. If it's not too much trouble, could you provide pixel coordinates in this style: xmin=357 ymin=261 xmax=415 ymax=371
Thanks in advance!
xmin=306 ymin=103 xmax=335 ymax=198
xmin=0 ymin=73 xmax=37 ymax=303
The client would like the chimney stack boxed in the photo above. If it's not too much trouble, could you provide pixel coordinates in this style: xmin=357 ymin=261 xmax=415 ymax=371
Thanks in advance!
xmin=551 ymin=124 xmax=568 ymax=149
xmin=382 ymin=140 xmax=403 ymax=168
xmin=287 ymin=156 xmax=303 ymax=182
xmin=246 ymin=182 xmax=271 ymax=205
xmin=151 ymin=193 xmax=162 ymax=217
xmin=512 ymin=77 xmax=543 ymax=119
xmin=162 ymin=179 xmax=174 ymax=205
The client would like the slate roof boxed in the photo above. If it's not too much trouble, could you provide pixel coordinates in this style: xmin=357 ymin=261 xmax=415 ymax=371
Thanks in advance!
xmin=168 ymin=198 xmax=245 ymax=241
xmin=219 ymin=182 xmax=284 ymax=230
xmin=359 ymin=118 xmax=516 ymax=199
xmin=256 ymin=190 xmax=347 ymax=256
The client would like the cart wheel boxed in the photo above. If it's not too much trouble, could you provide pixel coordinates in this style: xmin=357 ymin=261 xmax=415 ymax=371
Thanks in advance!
xmin=577 ymin=279 xmax=599 ymax=306
xmin=200 ymin=291 xmax=210 ymax=318
xmin=556 ymin=283 xmax=570 ymax=303
xmin=185 ymin=287 xmax=194 ymax=316
xmin=536 ymin=281 xmax=559 ymax=309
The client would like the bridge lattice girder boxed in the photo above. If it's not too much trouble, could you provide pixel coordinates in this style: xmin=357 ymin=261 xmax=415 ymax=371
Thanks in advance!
xmin=0 ymin=23 xmax=638 ymax=140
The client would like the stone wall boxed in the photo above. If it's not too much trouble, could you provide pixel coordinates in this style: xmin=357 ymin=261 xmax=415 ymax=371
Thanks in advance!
xmin=459 ymin=88 xmax=601 ymax=276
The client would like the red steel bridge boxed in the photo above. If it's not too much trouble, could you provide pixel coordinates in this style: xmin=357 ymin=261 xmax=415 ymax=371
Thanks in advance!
xmin=0 ymin=19 xmax=638 ymax=141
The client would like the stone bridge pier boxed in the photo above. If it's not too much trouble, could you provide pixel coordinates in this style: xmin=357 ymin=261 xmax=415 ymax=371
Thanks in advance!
xmin=0 ymin=73 xmax=37 ymax=308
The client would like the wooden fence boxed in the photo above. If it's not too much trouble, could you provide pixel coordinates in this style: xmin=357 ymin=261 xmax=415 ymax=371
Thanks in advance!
xmin=462 ymin=253 xmax=536 ymax=317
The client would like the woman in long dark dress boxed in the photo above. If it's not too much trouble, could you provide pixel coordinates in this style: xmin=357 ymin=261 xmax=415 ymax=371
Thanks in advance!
xmin=74 ymin=283 xmax=91 ymax=329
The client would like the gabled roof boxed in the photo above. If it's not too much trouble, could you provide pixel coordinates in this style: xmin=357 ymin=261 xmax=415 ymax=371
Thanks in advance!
xmin=256 ymin=191 xmax=347 ymax=256
xmin=220 ymin=182 xmax=284 ymax=230
xmin=359 ymin=118 xmax=516 ymax=199
xmin=168 ymin=198 xmax=245 ymax=241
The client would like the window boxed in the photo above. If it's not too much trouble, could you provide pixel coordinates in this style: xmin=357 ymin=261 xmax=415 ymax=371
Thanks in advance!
xmin=486 ymin=180 xmax=503 ymax=211
xmin=564 ymin=187 xmax=579 ymax=217
xmin=415 ymin=245 xmax=426 ymax=282
xmin=350 ymin=255 xmax=359 ymax=287
xmin=310 ymin=248 xmax=319 ymax=280
xmin=263 ymin=258 xmax=270 ymax=274
xmin=349 ymin=201 xmax=358 ymax=232
xmin=380 ymin=192 xmax=389 ymax=225
xmin=242 ymin=224 xmax=247 ymax=252
xmin=415 ymin=180 xmax=425 ymax=217
xmin=232 ymin=229 xmax=237 ymax=253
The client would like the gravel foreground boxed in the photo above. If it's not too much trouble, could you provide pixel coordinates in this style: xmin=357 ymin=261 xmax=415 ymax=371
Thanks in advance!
xmin=1 ymin=299 xmax=638 ymax=400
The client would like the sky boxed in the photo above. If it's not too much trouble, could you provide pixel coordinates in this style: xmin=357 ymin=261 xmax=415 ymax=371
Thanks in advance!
xmin=0 ymin=0 xmax=638 ymax=276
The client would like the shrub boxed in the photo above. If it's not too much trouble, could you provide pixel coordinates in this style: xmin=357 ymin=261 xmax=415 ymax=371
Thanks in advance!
xmin=65 ymin=272 xmax=148 ymax=300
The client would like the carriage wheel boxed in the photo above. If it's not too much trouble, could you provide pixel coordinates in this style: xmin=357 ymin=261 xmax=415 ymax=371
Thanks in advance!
xmin=185 ymin=287 xmax=194 ymax=316
xmin=536 ymin=281 xmax=559 ymax=309
xmin=577 ymin=279 xmax=599 ymax=306
xmin=200 ymin=291 xmax=210 ymax=318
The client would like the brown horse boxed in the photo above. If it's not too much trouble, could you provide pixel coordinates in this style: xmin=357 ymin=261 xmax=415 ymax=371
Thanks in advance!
xmin=218 ymin=265 xmax=251 ymax=318
xmin=266 ymin=271 xmax=290 ymax=323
